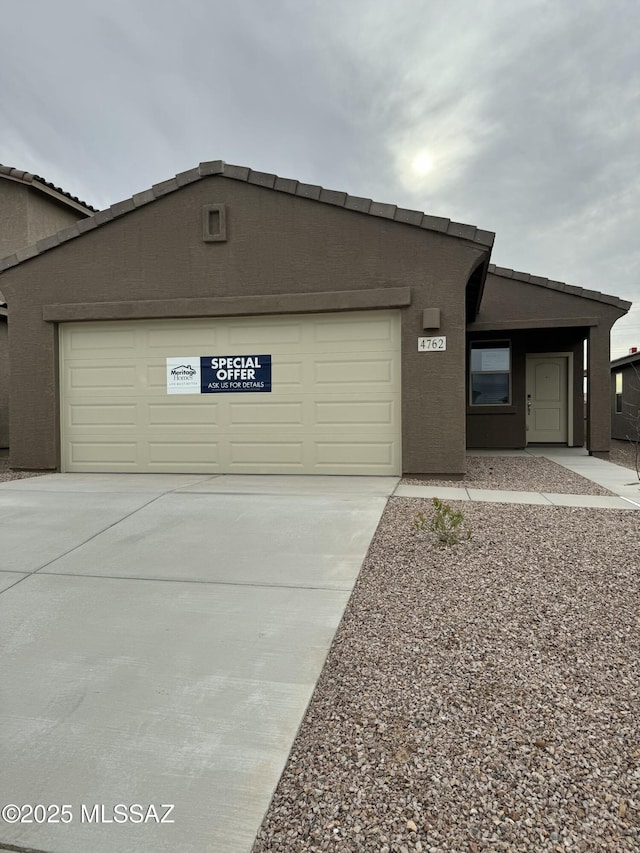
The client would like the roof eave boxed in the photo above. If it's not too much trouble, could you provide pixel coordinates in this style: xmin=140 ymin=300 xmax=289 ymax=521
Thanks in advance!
xmin=0 ymin=166 xmax=96 ymax=215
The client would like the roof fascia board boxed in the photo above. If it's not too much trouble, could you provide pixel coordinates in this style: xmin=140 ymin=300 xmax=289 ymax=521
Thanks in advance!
xmin=468 ymin=317 xmax=599 ymax=331
xmin=1 ymin=172 xmax=95 ymax=215
xmin=27 ymin=181 xmax=94 ymax=216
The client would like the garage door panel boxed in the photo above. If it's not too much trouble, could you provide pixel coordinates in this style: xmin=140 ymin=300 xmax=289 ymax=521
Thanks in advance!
xmin=229 ymin=441 xmax=304 ymax=467
xmin=229 ymin=401 xmax=303 ymax=426
xmin=68 ymin=440 xmax=139 ymax=466
xmin=271 ymin=359 xmax=303 ymax=389
xmin=147 ymin=442 xmax=219 ymax=465
xmin=313 ymin=316 xmax=396 ymax=344
xmin=146 ymin=402 xmax=218 ymax=427
xmin=315 ymin=441 xmax=395 ymax=468
xmin=67 ymin=364 xmax=138 ymax=392
xmin=146 ymin=327 xmax=219 ymax=349
xmin=60 ymin=311 xmax=401 ymax=475
xmin=63 ymin=327 xmax=137 ymax=355
xmin=314 ymin=358 xmax=394 ymax=387
xmin=314 ymin=400 xmax=394 ymax=426
xmin=68 ymin=403 xmax=138 ymax=427
xmin=228 ymin=323 xmax=302 ymax=345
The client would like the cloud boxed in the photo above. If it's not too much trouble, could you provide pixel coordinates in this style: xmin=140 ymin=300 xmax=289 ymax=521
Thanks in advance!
xmin=0 ymin=0 xmax=637 ymax=351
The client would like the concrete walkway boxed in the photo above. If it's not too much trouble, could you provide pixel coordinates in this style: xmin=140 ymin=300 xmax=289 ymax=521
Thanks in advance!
xmin=394 ymin=447 xmax=640 ymax=509
xmin=0 ymin=474 xmax=396 ymax=853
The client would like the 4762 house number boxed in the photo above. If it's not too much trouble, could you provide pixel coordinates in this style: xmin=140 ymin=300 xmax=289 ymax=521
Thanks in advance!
xmin=418 ymin=336 xmax=447 ymax=352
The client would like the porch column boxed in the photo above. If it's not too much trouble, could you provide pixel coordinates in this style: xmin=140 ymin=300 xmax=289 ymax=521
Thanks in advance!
xmin=586 ymin=325 xmax=611 ymax=456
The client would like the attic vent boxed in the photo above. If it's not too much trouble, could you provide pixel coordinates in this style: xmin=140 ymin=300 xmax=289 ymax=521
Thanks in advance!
xmin=203 ymin=204 xmax=226 ymax=242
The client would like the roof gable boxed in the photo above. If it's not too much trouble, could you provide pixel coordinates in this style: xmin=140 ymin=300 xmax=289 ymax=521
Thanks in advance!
xmin=488 ymin=264 xmax=631 ymax=312
xmin=0 ymin=160 xmax=494 ymax=274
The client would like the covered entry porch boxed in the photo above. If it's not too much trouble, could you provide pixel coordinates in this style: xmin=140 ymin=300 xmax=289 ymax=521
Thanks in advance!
xmin=466 ymin=327 xmax=585 ymax=450
xmin=465 ymin=264 xmax=630 ymax=457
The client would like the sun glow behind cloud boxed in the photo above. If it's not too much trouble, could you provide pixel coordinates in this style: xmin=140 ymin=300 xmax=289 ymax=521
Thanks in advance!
xmin=411 ymin=149 xmax=434 ymax=176
xmin=392 ymin=126 xmax=480 ymax=198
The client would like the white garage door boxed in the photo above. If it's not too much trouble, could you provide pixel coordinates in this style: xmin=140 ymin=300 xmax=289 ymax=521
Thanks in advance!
xmin=59 ymin=311 xmax=401 ymax=475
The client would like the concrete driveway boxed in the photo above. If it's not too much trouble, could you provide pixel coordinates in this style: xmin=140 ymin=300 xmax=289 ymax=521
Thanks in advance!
xmin=0 ymin=473 xmax=396 ymax=853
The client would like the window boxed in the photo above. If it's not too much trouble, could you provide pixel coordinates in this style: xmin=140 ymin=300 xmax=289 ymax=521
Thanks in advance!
xmin=470 ymin=342 xmax=511 ymax=405
xmin=615 ymin=372 xmax=623 ymax=413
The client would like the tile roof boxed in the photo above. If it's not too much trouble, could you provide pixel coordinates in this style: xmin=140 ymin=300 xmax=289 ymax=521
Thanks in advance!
xmin=488 ymin=264 xmax=632 ymax=312
xmin=0 ymin=160 xmax=494 ymax=274
xmin=0 ymin=164 xmax=97 ymax=213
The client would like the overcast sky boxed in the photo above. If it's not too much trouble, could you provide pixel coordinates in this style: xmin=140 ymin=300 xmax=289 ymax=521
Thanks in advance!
xmin=2 ymin=0 xmax=638 ymax=356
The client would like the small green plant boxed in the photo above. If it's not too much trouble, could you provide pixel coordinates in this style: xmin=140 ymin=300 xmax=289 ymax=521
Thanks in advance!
xmin=413 ymin=497 xmax=471 ymax=547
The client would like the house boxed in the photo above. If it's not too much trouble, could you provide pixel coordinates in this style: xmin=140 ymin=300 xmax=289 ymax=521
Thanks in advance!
xmin=611 ymin=349 xmax=640 ymax=442
xmin=0 ymin=165 xmax=96 ymax=448
xmin=0 ymin=160 xmax=630 ymax=475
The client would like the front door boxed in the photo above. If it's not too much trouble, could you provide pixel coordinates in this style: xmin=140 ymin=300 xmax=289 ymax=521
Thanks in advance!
xmin=526 ymin=355 xmax=568 ymax=443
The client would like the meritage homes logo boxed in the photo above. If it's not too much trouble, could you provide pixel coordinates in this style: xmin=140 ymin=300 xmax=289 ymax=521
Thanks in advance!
xmin=166 ymin=357 xmax=201 ymax=394
xmin=171 ymin=364 xmax=196 ymax=377
xmin=166 ymin=355 xmax=272 ymax=395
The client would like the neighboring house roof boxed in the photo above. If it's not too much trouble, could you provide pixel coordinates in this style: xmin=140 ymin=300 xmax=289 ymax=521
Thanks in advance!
xmin=611 ymin=350 xmax=640 ymax=369
xmin=0 ymin=160 xmax=495 ymax=274
xmin=488 ymin=264 xmax=632 ymax=312
xmin=0 ymin=164 xmax=97 ymax=214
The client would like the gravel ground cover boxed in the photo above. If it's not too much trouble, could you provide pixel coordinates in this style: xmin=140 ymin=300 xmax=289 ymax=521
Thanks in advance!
xmin=253 ymin=498 xmax=639 ymax=852
xmin=402 ymin=456 xmax=614 ymax=496
xmin=610 ymin=440 xmax=640 ymax=476
xmin=0 ymin=455 xmax=48 ymax=482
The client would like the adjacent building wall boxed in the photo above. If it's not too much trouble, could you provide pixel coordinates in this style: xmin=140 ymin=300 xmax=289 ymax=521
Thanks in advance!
xmin=611 ymin=359 xmax=640 ymax=441
xmin=1 ymin=176 xmax=488 ymax=474
xmin=0 ymin=318 xmax=7 ymax=448
xmin=25 ymin=188 xmax=88 ymax=248
xmin=0 ymin=182 xmax=88 ymax=259
xmin=0 ymin=180 xmax=29 ymax=259
xmin=0 ymin=177 xmax=94 ymax=452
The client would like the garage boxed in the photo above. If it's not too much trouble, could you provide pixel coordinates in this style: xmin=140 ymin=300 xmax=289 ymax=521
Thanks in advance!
xmin=59 ymin=310 xmax=402 ymax=475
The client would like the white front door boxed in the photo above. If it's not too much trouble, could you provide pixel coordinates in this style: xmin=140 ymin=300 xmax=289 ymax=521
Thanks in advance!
xmin=526 ymin=355 xmax=568 ymax=443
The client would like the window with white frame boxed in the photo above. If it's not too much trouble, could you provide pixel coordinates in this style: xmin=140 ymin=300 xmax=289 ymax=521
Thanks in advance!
xmin=470 ymin=341 xmax=511 ymax=406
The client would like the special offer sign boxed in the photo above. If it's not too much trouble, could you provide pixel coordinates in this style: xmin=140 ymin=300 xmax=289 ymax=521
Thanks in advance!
xmin=166 ymin=355 xmax=272 ymax=394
